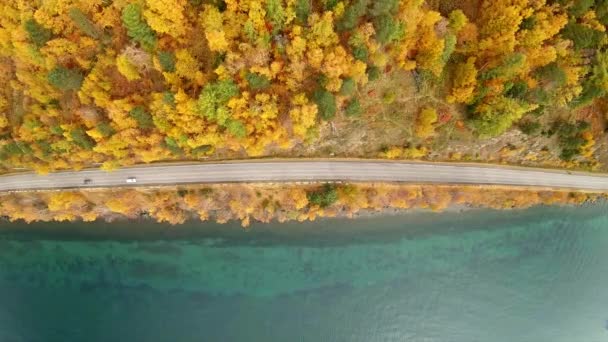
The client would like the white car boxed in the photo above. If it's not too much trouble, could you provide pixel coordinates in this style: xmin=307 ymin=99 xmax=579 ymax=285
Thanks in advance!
xmin=126 ymin=177 xmax=137 ymax=183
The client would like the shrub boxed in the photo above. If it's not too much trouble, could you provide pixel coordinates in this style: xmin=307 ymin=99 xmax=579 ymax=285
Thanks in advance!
xmin=48 ymin=67 xmax=84 ymax=91
xmin=307 ymin=184 xmax=338 ymax=208
xmin=312 ymin=88 xmax=336 ymax=120
xmin=245 ymin=72 xmax=270 ymax=90
xmin=351 ymin=45 xmax=369 ymax=62
xmin=192 ymin=144 xmax=212 ymax=155
xmin=518 ymin=120 xmax=541 ymax=135
xmin=340 ymin=78 xmax=356 ymax=96
xmin=226 ymin=119 xmax=246 ymax=138
xmin=24 ymin=19 xmax=52 ymax=48
xmin=367 ymin=65 xmax=381 ymax=81
xmin=383 ymin=91 xmax=396 ymax=104
xmin=345 ymin=98 xmax=361 ymax=117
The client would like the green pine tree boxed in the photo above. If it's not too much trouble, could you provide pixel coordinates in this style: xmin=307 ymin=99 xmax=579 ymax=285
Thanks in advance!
xmin=69 ymin=8 xmax=101 ymax=39
xmin=129 ymin=106 xmax=155 ymax=129
xmin=121 ymin=3 xmax=157 ymax=50
xmin=24 ymin=19 xmax=52 ymax=48
xmin=48 ymin=67 xmax=84 ymax=91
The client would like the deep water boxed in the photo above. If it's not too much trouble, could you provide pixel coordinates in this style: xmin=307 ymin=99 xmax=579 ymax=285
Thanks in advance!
xmin=0 ymin=204 xmax=607 ymax=342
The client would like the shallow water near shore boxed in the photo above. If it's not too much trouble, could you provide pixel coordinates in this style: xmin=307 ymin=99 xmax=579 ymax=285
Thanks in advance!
xmin=1 ymin=203 xmax=608 ymax=342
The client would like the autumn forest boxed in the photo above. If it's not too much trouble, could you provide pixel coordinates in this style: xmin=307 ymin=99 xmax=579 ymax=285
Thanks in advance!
xmin=1 ymin=0 xmax=608 ymax=225
xmin=1 ymin=0 xmax=607 ymax=172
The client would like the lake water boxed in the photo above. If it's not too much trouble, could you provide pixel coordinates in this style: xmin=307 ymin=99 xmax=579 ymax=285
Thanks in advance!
xmin=0 ymin=204 xmax=607 ymax=342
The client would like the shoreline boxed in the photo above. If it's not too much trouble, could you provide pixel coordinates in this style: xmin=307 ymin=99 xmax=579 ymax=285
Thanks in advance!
xmin=0 ymin=201 xmax=606 ymax=244
xmin=350 ymin=203 xmax=472 ymax=219
xmin=0 ymin=184 xmax=608 ymax=228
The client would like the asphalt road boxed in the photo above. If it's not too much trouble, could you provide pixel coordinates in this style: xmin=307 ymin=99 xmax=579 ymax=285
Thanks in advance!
xmin=1 ymin=160 xmax=608 ymax=192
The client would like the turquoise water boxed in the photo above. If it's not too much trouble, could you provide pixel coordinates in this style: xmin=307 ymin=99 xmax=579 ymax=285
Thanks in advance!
xmin=1 ymin=204 xmax=608 ymax=342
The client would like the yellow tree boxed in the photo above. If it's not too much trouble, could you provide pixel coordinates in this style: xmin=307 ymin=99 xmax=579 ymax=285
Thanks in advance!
xmin=448 ymin=57 xmax=478 ymax=104
xmin=306 ymin=12 xmax=339 ymax=69
xmin=105 ymin=190 xmax=143 ymax=217
xmin=201 ymin=4 xmax=229 ymax=52
xmin=415 ymin=107 xmax=438 ymax=138
xmin=116 ymin=53 xmax=141 ymax=81
xmin=516 ymin=3 xmax=567 ymax=75
xmin=34 ymin=0 xmax=78 ymax=35
xmin=321 ymin=46 xmax=351 ymax=91
xmin=174 ymin=49 xmax=202 ymax=82
xmin=47 ymin=192 xmax=88 ymax=212
xmin=414 ymin=11 xmax=446 ymax=76
xmin=289 ymin=93 xmax=318 ymax=140
xmin=147 ymin=191 xmax=187 ymax=224
xmin=477 ymin=0 xmax=531 ymax=61
xmin=79 ymin=52 xmax=113 ymax=107
xmin=144 ymin=0 xmax=188 ymax=39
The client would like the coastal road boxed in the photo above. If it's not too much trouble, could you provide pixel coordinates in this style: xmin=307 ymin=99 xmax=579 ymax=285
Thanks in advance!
xmin=1 ymin=160 xmax=608 ymax=192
